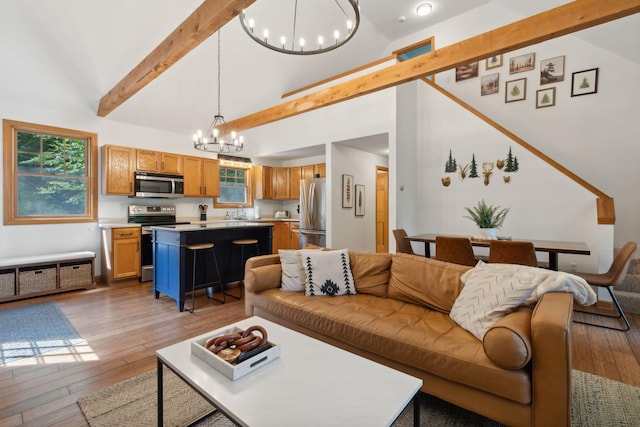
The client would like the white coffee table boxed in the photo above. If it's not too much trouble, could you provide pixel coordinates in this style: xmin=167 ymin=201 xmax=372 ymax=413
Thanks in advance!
xmin=156 ymin=316 xmax=422 ymax=426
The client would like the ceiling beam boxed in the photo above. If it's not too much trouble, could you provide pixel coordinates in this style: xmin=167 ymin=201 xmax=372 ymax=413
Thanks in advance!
xmin=97 ymin=0 xmax=255 ymax=118
xmin=225 ymin=0 xmax=640 ymax=132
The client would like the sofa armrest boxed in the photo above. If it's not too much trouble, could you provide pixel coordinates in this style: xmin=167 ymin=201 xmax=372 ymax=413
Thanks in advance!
xmin=245 ymin=262 xmax=282 ymax=294
xmin=531 ymin=292 xmax=573 ymax=427
xmin=245 ymin=254 xmax=281 ymax=270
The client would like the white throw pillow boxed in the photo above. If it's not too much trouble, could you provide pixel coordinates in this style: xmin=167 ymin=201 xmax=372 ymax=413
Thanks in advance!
xmin=279 ymin=249 xmax=319 ymax=292
xmin=299 ymin=249 xmax=356 ymax=296
xmin=449 ymin=261 xmax=537 ymax=340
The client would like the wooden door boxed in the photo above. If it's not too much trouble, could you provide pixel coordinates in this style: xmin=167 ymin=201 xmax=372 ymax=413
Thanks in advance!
xmin=253 ymin=166 xmax=273 ymax=199
xmin=202 ymin=159 xmax=220 ymax=197
xmin=112 ymin=228 xmax=141 ymax=280
xmin=136 ymin=149 xmax=160 ymax=172
xmin=183 ymin=156 xmax=204 ymax=197
xmin=272 ymin=167 xmax=290 ymax=200
xmin=301 ymin=165 xmax=315 ymax=180
xmin=104 ymin=145 xmax=135 ymax=195
xmin=161 ymin=153 xmax=183 ymax=174
xmin=376 ymin=167 xmax=389 ymax=253
xmin=313 ymin=163 xmax=326 ymax=178
xmin=290 ymin=167 xmax=301 ymax=201
xmin=272 ymin=221 xmax=290 ymax=253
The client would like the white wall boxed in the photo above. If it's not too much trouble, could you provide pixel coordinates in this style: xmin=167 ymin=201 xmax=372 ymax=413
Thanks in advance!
xmin=330 ymin=143 xmax=389 ymax=252
xmin=389 ymin=3 xmax=639 ymax=270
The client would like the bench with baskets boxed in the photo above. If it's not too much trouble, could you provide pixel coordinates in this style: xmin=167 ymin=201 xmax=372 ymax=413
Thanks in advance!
xmin=0 ymin=251 xmax=96 ymax=302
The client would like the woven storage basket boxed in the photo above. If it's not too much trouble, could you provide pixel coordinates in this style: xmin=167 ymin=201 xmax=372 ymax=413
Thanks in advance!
xmin=19 ymin=267 xmax=57 ymax=294
xmin=0 ymin=271 xmax=16 ymax=297
xmin=60 ymin=263 xmax=92 ymax=288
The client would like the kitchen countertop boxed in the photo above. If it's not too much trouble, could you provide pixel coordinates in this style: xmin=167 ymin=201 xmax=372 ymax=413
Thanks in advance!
xmin=98 ymin=217 xmax=298 ymax=229
xmin=151 ymin=221 xmax=274 ymax=232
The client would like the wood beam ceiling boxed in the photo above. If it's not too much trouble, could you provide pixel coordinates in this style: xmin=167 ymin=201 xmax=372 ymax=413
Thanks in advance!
xmin=225 ymin=0 xmax=640 ymax=132
xmin=97 ymin=0 xmax=255 ymax=118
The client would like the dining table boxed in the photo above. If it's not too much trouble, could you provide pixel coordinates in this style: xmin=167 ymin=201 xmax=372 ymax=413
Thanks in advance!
xmin=405 ymin=233 xmax=590 ymax=271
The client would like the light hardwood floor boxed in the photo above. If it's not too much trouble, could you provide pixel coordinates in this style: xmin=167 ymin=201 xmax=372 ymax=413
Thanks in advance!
xmin=0 ymin=280 xmax=639 ymax=426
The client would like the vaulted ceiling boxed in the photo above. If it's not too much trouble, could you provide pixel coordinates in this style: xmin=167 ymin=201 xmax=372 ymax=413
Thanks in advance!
xmin=1 ymin=0 xmax=638 ymax=159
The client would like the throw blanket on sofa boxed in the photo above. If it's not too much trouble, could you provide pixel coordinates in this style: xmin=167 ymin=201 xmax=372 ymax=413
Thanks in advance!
xmin=450 ymin=261 xmax=597 ymax=339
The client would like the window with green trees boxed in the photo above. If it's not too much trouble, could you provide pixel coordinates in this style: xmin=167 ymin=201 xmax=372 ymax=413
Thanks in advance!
xmin=3 ymin=120 xmax=98 ymax=224
xmin=215 ymin=166 xmax=251 ymax=207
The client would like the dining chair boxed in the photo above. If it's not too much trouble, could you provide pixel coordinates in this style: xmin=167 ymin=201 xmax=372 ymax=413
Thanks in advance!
xmin=573 ymin=241 xmax=637 ymax=331
xmin=393 ymin=229 xmax=415 ymax=255
xmin=435 ymin=236 xmax=477 ymax=266
xmin=488 ymin=240 xmax=538 ymax=267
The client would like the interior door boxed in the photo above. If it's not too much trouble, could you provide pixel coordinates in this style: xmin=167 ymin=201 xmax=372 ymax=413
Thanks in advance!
xmin=376 ymin=166 xmax=389 ymax=253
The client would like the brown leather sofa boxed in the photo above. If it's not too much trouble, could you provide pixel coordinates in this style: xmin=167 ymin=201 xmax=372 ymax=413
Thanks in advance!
xmin=244 ymin=251 xmax=573 ymax=427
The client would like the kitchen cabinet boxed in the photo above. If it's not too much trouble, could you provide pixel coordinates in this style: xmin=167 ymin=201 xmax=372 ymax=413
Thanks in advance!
xmin=314 ymin=163 xmax=326 ymax=178
xmin=183 ymin=156 xmax=220 ymax=198
xmin=136 ymin=149 xmax=183 ymax=174
xmin=290 ymin=222 xmax=301 ymax=249
xmin=103 ymin=145 xmax=135 ymax=195
xmin=289 ymin=167 xmax=301 ymax=201
xmin=301 ymin=165 xmax=315 ymax=180
xmin=110 ymin=227 xmax=141 ymax=281
xmin=253 ymin=166 xmax=273 ymax=200
xmin=273 ymin=167 xmax=290 ymax=200
xmin=272 ymin=221 xmax=291 ymax=253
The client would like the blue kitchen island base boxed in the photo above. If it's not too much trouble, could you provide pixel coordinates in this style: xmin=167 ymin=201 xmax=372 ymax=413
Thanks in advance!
xmin=152 ymin=223 xmax=273 ymax=312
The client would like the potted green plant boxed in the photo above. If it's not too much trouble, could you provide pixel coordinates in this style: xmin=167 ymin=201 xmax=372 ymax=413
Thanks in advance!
xmin=463 ymin=199 xmax=509 ymax=238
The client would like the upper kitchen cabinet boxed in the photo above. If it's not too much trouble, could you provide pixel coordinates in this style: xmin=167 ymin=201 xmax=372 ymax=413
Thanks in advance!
xmin=289 ymin=167 xmax=302 ymax=200
xmin=103 ymin=144 xmax=135 ymax=195
xmin=301 ymin=165 xmax=315 ymax=180
xmin=136 ymin=149 xmax=183 ymax=174
xmin=183 ymin=156 xmax=220 ymax=198
xmin=314 ymin=163 xmax=326 ymax=178
xmin=272 ymin=167 xmax=290 ymax=200
xmin=253 ymin=166 xmax=273 ymax=200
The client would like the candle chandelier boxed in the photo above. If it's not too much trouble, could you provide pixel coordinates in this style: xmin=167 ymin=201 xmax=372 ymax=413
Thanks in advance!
xmin=193 ymin=31 xmax=244 ymax=153
xmin=240 ymin=0 xmax=360 ymax=55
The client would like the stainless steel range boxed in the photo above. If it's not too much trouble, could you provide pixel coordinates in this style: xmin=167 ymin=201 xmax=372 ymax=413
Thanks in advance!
xmin=128 ymin=205 xmax=189 ymax=282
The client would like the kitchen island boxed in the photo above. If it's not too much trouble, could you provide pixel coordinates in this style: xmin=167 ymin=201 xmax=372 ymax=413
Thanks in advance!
xmin=152 ymin=222 xmax=273 ymax=311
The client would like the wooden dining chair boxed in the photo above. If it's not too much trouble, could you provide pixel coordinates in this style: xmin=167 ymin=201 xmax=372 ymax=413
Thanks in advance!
xmin=488 ymin=240 xmax=538 ymax=267
xmin=435 ymin=236 xmax=477 ymax=266
xmin=573 ymin=241 xmax=637 ymax=331
xmin=393 ymin=229 xmax=415 ymax=255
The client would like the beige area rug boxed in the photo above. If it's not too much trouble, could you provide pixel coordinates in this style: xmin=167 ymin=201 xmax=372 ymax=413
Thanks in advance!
xmin=78 ymin=369 xmax=640 ymax=427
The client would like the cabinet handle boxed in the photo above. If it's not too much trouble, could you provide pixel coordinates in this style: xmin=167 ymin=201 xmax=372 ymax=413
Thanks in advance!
xmin=162 ymin=161 xmax=165 ymax=170
xmin=129 ymin=182 xmax=133 ymax=192
xmin=203 ymin=186 xmax=207 ymax=194
xmin=120 ymin=232 xmax=134 ymax=237
xmin=137 ymin=241 xmax=140 ymax=252
xmin=156 ymin=160 xmax=158 ymax=169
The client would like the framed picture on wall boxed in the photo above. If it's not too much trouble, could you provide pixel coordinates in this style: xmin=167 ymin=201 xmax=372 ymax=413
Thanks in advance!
xmin=540 ymin=56 xmax=565 ymax=85
xmin=355 ymin=185 xmax=365 ymax=216
xmin=571 ymin=68 xmax=599 ymax=97
xmin=485 ymin=55 xmax=503 ymax=70
xmin=505 ymin=78 xmax=527 ymax=103
xmin=509 ymin=52 xmax=536 ymax=74
xmin=455 ymin=61 xmax=479 ymax=81
xmin=536 ymin=87 xmax=556 ymax=108
xmin=481 ymin=73 xmax=499 ymax=96
xmin=342 ymin=174 xmax=354 ymax=208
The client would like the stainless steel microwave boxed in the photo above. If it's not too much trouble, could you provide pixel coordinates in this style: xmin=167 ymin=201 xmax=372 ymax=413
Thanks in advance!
xmin=134 ymin=172 xmax=184 ymax=198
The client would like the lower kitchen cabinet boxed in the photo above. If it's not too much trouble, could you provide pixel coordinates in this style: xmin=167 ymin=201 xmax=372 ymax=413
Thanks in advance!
xmin=272 ymin=221 xmax=291 ymax=253
xmin=290 ymin=223 xmax=301 ymax=249
xmin=101 ymin=227 xmax=141 ymax=283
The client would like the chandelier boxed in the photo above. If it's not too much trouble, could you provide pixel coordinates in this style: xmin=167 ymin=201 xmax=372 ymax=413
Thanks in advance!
xmin=239 ymin=0 xmax=360 ymax=55
xmin=193 ymin=31 xmax=244 ymax=153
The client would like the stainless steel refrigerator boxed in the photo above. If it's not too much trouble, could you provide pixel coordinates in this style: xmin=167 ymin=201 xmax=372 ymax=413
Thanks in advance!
xmin=299 ymin=178 xmax=326 ymax=247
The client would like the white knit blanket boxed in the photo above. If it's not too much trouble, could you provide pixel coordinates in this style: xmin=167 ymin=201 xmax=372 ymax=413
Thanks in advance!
xmin=464 ymin=261 xmax=597 ymax=306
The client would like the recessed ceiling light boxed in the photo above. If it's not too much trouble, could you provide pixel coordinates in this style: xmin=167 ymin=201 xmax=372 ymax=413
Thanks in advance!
xmin=416 ymin=3 xmax=433 ymax=17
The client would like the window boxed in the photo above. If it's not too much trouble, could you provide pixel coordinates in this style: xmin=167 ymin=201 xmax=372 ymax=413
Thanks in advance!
xmin=3 ymin=119 xmax=98 ymax=225
xmin=394 ymin=37 xmax=435 ymax=80
xmin=214 ymin=166 xmax=252 ymax=208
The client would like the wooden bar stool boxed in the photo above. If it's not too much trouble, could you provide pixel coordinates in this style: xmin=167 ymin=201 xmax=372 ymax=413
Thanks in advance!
xmin=225 ymin=239 xmax=260 ymax=299
xmin=185 ymin=243 xmax=224 ymax=313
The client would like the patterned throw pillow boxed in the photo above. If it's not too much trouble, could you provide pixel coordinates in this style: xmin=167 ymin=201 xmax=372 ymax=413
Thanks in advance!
xmin=449 ymin=262 xmax=537 ymax=340
xmin=299 ymin=249 xmax=356 ymax=296
xmin=279 ymin=249 xmax=320 ymax=292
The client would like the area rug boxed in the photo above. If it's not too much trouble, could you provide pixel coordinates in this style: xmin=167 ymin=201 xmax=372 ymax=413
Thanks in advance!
xmin=0 ymin=301 xmax=85 ymax=365
xmin=78 ymin=369 xmax=640 ymax=427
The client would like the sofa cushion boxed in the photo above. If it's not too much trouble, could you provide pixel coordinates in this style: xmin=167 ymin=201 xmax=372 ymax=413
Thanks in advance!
xmin=300 ymin=249 xmax=356 ymax=296
xmin=482 ymin=306 xmax=533 ymax=369
xmin=249 ymin=289 xmax=532 ymax=404
xmin=388 ymin=253 xmax=471 ymax=313
xmin=349 ymin=252 xmax=391 ymax=297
